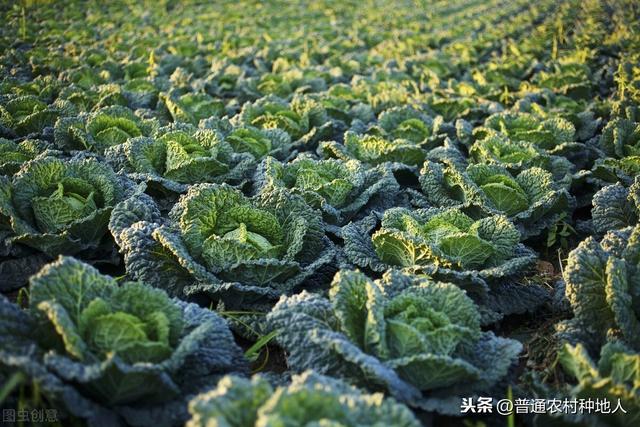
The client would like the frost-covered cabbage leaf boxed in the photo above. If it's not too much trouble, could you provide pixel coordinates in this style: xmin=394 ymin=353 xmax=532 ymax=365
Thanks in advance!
xmin=562 ymin=225 xmax=640 ymax=351
xmin=550 ymin=341 xmax=640 ymax=427
xmin=234 ymin=95 xmax=332 ymax=144
xmin=110 ymin=183 xmax=335 ymax=309
xmin=187 ymin=371 xmax=421 ymax=427
xmin=266 ymin=270 xmax=522 ymax=414
xmin=0 ymin=155 xmax=137 ymax=257
xmin=342 ymin=207 xmax=536 ymax=293
xmin=417 ymin=161 xmax=574 ymax=238
xmin=319 ymin=130 xmax=426 ymax=167
xmin=254 ymin=155 xmax=399 ymax=225
xmin=105 ymin=123 xmax=254 ymax=194
xmin=54 ymin=105 xmax=158 ymax=153
xmin=0 ymin=257 xmax=247 ymax=427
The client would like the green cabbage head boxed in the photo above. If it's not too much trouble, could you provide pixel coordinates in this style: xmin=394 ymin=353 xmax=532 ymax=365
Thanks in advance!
xmin=417 ymin=161 xmax=574 ymax=237
xmin=0 ymin=155 xmax=136 ymax=257
xmin=187 ymin=371 xmax=421 ymax=427
xmin=0 ymin=257 xmax=247 ymax=426
xmin=563 ymin=225 xmax=640 ymax=350
xmin=254 ymin=155 xmax=399 ymax=225
xmin=267 ymin=270 xmax=522 ymax=413
xmin=110 ymin=183 xmax=335 ymax=308
xmin=554 ymin=341 xmax=640 ymax=427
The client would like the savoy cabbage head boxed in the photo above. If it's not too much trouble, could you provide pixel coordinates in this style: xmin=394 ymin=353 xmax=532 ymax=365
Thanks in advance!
xmin=234 ymin=95 xmax=332 ymax=145
xmin=0 ymin=154 xmax=137 ymax=257
xmin=478 ymin=112 xmax=576 ymax=148
xmin=416 ymin=161 xmax=575 ymax=238
xmin=591 ymin=117 xmax=640 ymax=186
xmin=253 ymin=154 xmax=399 ymax=226
xmin=318 ymin=130 xmax=427 ymax=167
xmin=202 ymin=119 xmax=300 ymax=162
xmin=514 ymin=90 xmax=601 ymax=142
xmin=187 ymin=371 xmax=422 ymax=427
xmin=0 ymin=257 xmax=247 ymax=427
xmin=160 ymin=90 xmax=225 ymax=125
xmin=347 ymin=105 xmax=448 ymax=153
xmin=589 ymin=177 xmax=639 ymax=234
xmin=548 ymin=341 xmax=640 ymax=427
xmin=266 ymin=269 xmax=522 ymax=414
xmin=110 ymin=183 xmax=336 ymax=309
xmin=468 ymin=133 xmax=574 ymax=183
xmin=375 ymin=106 xmax=435 ymax=145
xmin=425 ymin=94 xmax=501 ymax=122
xmin=309 ymin=90 xmax=375 ymax=130
xmin=474 ymin=111 xmax=591 ymax=168
xmin=562 ymin=225 xmax=640 ymax=351
xmin=0 ymin=138 xmax=52 ymax=176
xmin=0 ymin=94 xmax=60 ymax=137
xmin=54 ymin=105 xmax=158 ymax=154
xmin=342 ymin=207 xmax=536 ymax=293
xmin=105 ymin=123 xmax=255 ymax=194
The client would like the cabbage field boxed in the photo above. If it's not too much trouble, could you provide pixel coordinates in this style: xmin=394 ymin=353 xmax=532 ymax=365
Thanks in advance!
xmin=0 ymin=0 xmax=639 ymax=425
